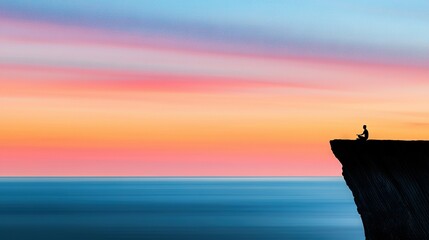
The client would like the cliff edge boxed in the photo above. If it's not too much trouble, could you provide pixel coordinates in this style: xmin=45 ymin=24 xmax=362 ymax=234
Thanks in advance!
xmin=330 ymin=140 xmax=429 ymax=240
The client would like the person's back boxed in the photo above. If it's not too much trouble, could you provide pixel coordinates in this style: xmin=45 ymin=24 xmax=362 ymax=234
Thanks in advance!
xmin=362 ymin=128 xmax=368 ymax=140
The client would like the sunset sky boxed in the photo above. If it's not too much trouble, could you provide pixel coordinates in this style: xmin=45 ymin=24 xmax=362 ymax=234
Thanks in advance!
xmin=1 ymin=1 xmax=429 ymax=176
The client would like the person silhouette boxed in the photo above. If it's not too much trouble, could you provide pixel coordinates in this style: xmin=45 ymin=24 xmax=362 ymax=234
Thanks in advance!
xmin=356 ymin=125 xmax=369 ymax=141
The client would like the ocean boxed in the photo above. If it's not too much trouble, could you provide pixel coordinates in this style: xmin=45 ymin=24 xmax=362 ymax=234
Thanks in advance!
xmin=0 ymin=177 xmax=364 ymax=240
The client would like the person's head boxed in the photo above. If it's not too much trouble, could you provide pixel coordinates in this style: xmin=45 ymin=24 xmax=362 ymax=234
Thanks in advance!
xmin=363 ymin=125 xmax=367 ymax=129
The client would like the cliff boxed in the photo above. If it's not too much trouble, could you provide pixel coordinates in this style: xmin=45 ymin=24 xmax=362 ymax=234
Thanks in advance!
xmin=330 ymin=140 xmax=429 ymax=240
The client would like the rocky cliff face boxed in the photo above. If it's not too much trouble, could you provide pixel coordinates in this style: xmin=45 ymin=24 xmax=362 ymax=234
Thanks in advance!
xmin=330 ymin=140 xmax=429 ymax=240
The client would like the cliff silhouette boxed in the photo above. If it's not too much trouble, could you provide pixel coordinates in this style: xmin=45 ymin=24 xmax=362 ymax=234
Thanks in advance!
xmin=331 ymin=140 xmax=429 ymax=240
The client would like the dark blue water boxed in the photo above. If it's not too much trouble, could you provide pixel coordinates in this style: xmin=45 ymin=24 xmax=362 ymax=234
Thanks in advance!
xmin=0 ymin=177 xmax=364 ymax=240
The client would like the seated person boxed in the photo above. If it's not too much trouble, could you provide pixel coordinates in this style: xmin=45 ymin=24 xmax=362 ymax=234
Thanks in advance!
xmin=356 ymin=125 xmax=369 ymax=141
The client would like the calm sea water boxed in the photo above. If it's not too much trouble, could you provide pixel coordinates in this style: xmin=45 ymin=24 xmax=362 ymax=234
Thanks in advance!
xmin=0 ymin=177 xmax=364 ymax=240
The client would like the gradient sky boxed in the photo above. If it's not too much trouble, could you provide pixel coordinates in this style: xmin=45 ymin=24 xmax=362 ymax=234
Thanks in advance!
xmin=1 ymin=1 xmax=429 ymax=176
